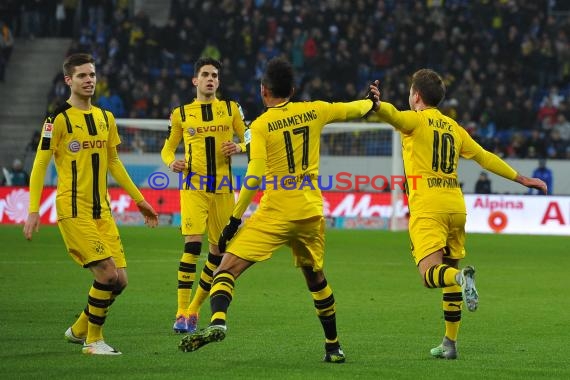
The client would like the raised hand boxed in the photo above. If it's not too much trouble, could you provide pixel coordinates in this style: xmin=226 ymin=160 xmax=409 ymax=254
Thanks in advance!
xmin=365 ymin=80 xmax=381 ymax=110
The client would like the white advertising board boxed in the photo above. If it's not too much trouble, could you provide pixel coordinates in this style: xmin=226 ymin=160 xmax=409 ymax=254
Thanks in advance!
xmin=465 ymin=195 xmax=570 ymax=235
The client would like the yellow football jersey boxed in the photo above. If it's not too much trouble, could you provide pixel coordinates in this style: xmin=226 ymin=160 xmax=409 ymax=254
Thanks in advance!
xmin=36 ymin=102 xmax=120 ymax=219
xmin=249 ymin=99 xmax=372 ymax=220
xmin=376 ymin=102 xmax=512 ymax=216
xmin=161 ymin=98 xmax=246 ymax=193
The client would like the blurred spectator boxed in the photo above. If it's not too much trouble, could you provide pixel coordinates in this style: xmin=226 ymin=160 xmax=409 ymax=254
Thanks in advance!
xmin=545 ymin=129 xmax=567 ymax=159
xmin=200 ymin=39 xmax=221 ymax=61
xmin=97 ymin=88 xmax=126 ymax=117
xmin=258 ymin=37 xmax=280 ymax=61
xmin=1 ymin=20 xmax=14 ymax=61
xmin=553 ymin=114 xmax=570 ymax=141
xmin=1 ymin=158 xmax=30 ymax=186
xmin=474 ymin=172 xmax=492 ymax=194
xmin=523 ymin=129 xmax=547 ymax=158
xmin=0 ymin=20 xmax=14 ymax=82
xmin=55 ymin=1 xmax=66 ymax=37
xmin=540 ymin=85 xmax=565 ymax=108
xmin=537 ymin=98 xmax=559 ymax=130
xmin=290 ymin=27 xmax=306 ymax=71
xmin=505 ymin=132 xmax=526 ymax=158
xmin=529 ymin=159 xmax=553 ymax=195
xmin=19 ymin=0 xmax=41 ymax=39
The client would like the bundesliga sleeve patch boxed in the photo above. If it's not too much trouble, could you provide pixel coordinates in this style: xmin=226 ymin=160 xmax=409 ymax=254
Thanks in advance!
xmin=237 ymin=104 xmax=245 ymax=121
xmin=42 ymin=123 xmax=54 ymax=138
xmin=244 ymin=128 xmax=251 ymax=144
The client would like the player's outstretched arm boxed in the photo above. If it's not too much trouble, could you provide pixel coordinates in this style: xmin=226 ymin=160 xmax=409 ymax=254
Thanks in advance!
xmin=470 ymin=149 xmax=547 ymax=194
xmin=367 ymin=81 xmax=419 ymax=133
xmin=515 ymin=174 xmax=548 ymax=195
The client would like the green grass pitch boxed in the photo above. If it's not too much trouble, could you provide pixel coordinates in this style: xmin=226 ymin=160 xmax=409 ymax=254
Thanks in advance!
xmin=1 ymin=225 xmax=568 ymax=379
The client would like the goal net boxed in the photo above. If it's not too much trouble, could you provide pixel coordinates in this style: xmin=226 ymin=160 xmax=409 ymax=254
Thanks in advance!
xmin=115 ymin=118 xmax=407 ymax=230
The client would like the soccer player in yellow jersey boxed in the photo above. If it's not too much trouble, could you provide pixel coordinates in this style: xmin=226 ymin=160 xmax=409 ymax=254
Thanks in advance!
xmin=368 ymin=69 xmax=547 ymax=359
xmin=23 ymin=53 xmax=159 ymax=355
xmin=161 ymin=57 xmax=247 ymax=334
xmin=179 ymin=57 xmax=376 ymax=363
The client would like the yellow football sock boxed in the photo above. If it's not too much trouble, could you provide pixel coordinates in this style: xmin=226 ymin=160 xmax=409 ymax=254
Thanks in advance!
xmin=85 ymin=281 xmax=113 ymax=344
xmin=188 ymin=253 xmax=222 ymax=314
xmin=424 ymin=264 xmax=460 ymax=288
xmin=209 ymin=271 xmax=235 ymax=325
xmin=71 ymin=308 xmax=89 ymax=338
xmin=310 ymin=279 xmax=338 ymax=342
xmin=177 ymin=243 xmax=201 ymax=316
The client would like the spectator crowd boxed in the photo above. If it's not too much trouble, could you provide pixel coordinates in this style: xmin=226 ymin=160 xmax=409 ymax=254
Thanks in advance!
xmin=5 ymin=0 xmax=570 ymax=157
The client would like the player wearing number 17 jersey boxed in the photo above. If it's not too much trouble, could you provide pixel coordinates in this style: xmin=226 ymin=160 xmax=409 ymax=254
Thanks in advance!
xmin=178 ymin=57 xmax=376 ymax=362
xmin=369 ymin=69 xmax=547 ymax=359
xmin=161 ymin=57 xmax=247 ymax=334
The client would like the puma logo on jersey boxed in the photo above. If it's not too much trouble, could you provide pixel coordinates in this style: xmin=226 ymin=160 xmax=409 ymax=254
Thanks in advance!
xmin=75 ymin=125 xmax=83 ymax=130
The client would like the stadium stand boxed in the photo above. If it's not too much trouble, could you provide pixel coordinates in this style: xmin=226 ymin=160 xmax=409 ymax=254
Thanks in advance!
xmin=2 ymin=0 xmax=570 ymax=160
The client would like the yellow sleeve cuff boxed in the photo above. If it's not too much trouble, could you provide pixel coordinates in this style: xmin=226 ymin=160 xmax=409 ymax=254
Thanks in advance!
xmin=28 ymin=149 xmax=53 ymax=212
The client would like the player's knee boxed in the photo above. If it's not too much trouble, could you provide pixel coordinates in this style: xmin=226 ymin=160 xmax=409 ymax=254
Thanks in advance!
xmin=305 ymin=269 xmax=326 ymax=291
xmin=97 ymin=268 xmax=119 ymax=286
xmin=184 ymin=241 xmax=202 ymax=254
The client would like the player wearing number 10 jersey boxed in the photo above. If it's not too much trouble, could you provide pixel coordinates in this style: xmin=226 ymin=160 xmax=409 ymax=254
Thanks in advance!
xmin=370 ymin=69 xmax=547 ymax=359
xmin=161 ymin=57 xmax=247 ymax=334
xmin=178 ymin=57 xmax=375 ymax=362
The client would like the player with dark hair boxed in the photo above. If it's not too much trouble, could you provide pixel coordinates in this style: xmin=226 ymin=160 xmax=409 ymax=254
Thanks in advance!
xmin=179 ymin=57 xmax=377 ymax=363
xmin=368 ymin=69 xmax=546 ymax=359
xmin=161 ymin=57 xmax=247 ymax=334
xmin=23 ymin=53 xmax=159 ymax=355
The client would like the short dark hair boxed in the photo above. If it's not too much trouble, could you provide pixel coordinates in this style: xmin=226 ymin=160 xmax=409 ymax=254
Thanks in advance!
xmin=194 ymin=57 xmax=222 ymax=76
xmin=411 ymin=69 xmax=446 ymax=107
xmin=63 ymin=53 xmax=95 ymax=77
xmin=262 ymin=57 xmax=294 ymax=98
